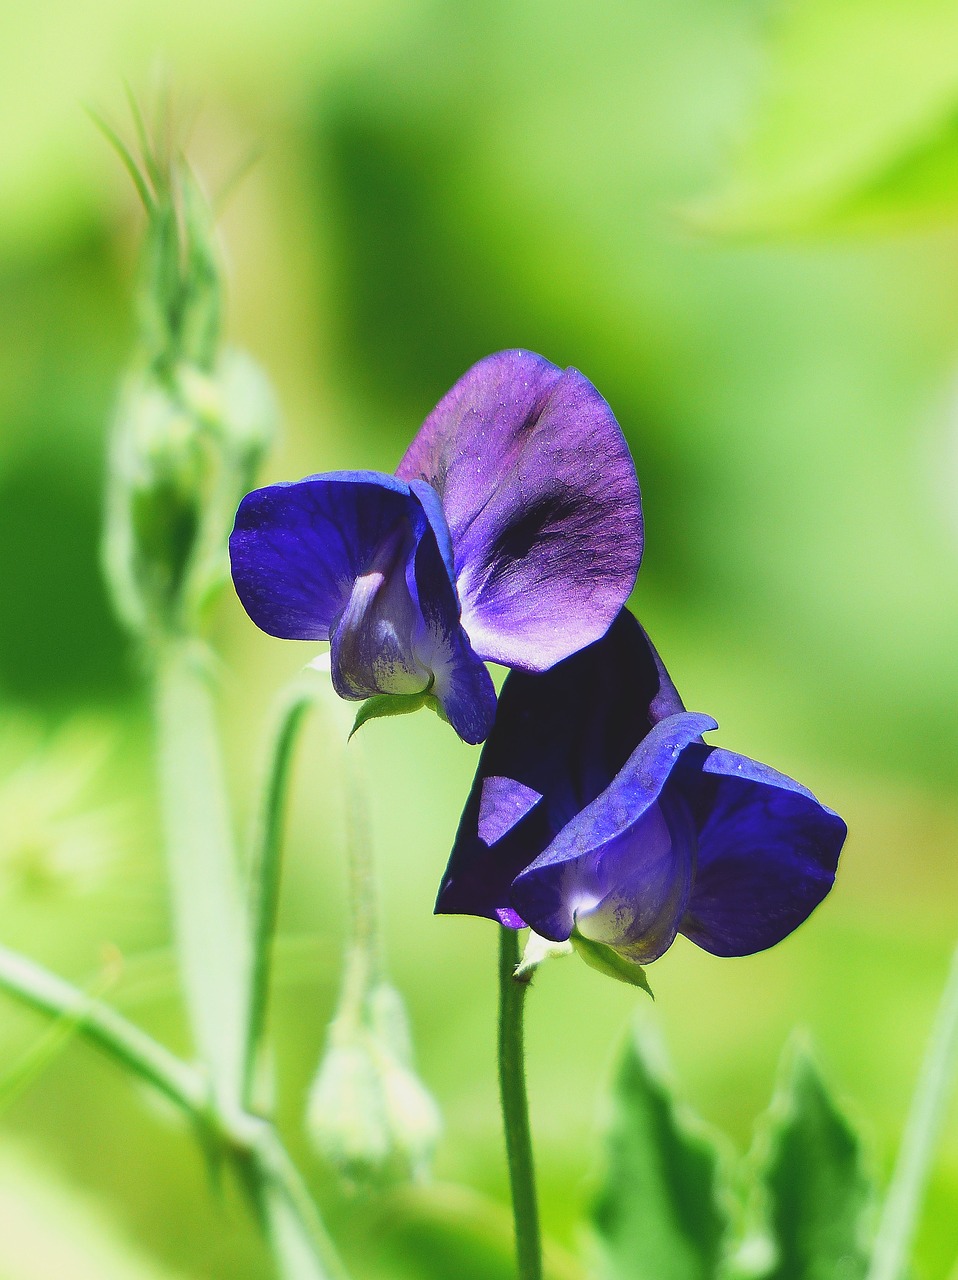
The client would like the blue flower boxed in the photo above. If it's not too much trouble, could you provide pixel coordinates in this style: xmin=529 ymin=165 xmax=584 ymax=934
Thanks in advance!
xmin=437 ymin=610 xmax=846 ymax=969
xmin=229 ymin=351 xmax=643 ymax=743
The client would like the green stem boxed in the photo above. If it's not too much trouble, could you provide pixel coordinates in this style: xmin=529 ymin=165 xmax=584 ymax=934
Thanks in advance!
xmin=152 ymin=641 xmax=347 ymax=1280
xmin=0 ymin=943 xmax=345 ymax=1280
xmin=153 ymin=637 xmax=248 ymax=1112
xmin=242 ymin=680 xmax=319 ymax=1109
xmin=867 ymin=941 xmax=958 ymax=1280
xmin=0 ymin=944 xmax=208 ymax=1118
xmin=254 ymin=1132 xmax=350 ymax=1280
xmin=340 ymin=729 xmax=382 ymax=998
xmin=498 ymin=925 xmax=542 ymax=1280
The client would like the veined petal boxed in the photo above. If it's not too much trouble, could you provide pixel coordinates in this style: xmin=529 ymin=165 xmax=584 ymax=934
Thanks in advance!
xmin=678 ymin=747 xmax=846 ymax=958
xmin=397 ymin=350 xmax=642 ymax=671
xmin=510 ymin=712 xmax=714 ymax=948
xmin=435 ymin=611 xmax=681 ymax=920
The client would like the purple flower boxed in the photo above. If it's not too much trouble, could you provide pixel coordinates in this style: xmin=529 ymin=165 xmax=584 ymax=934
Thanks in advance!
xmin=229 ymin=351 xmax=643 ymax=743
xmin=436 ymin=610 xmax=846 ymax=972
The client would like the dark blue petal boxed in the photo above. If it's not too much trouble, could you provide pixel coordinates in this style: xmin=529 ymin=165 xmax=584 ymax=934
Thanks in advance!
xmin=435 ymin=611 xmax=682 ymax=920
xmin=397 ymin=350 xmax=643 ymax=671
xmin=677 ymin=747 xmax=846 ymax=957
xmin=510 ymin=712 xmax=715 ymax=948
xmin=231 ymin=471 xmax=495 ymax=742
xmin=230 ymin=471 xmax=425 ymax=640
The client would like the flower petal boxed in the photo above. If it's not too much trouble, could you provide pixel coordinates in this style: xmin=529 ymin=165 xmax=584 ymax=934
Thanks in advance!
xmin=231 ymin=470 xmax=496 ymax=742
xmin=230 ymin=471 xmax=425 ymax=640
xmin=397 ymin=350 xmax=643 ymax=670
xmin=409 ymin=516 xmax=497 ymax=745
xmin=678 ymin=747 xmax=846 ymax=958
xmin=435 ymin=610 xmax=680 ymax=920
xmin=510 ymin=712 xmax=715 ymax=946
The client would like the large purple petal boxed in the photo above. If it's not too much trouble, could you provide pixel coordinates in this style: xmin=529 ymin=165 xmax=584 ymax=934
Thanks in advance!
xmin=678 ymin=747 xmax=846 ymax=958
xmin=230 ymin=471 xmax=424 ymax=640
xmin=510 ymin=712 xmax=715 ymax=948
xmin=397 ymin=350 xmax=643 ymax=671
xmin=435 ymin=611 xmax=683 ymax=921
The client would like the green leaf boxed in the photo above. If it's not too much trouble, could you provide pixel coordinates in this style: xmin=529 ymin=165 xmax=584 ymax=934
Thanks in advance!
xmin=751 ymin=1039 xmax=876 ymax=1280
xmin=696 ymin=0 xmax=958 ymax=235
xmin=349 ymin=691 xmax=446 ymax=738
xmin=590 ymin=1023 xmax=734 ymax=1280
xmin=571 ymin=930 xmax=654 ymax=996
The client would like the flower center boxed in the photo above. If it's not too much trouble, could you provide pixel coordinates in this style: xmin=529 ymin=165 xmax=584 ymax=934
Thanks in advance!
xmin=572 ymin=792 xmax=696 ymax=965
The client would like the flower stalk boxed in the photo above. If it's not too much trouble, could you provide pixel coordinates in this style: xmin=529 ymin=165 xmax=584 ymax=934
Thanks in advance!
xmin=306 ymin=702 xmax=441 ymax=1187
xmin=498 ymin=925 xmax=543 ymax=1280
xmin=153 ymin=636 xmax=248 ymax=1112
xmin=242 ymin=677 xmax=321 ymax=1110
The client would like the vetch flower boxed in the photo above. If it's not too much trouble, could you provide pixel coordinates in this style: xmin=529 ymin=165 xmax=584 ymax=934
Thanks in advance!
xmin=436 ymin=610 xmax=846 ymax=982
xmin=229 ymin=350 xmax=643 ymax=743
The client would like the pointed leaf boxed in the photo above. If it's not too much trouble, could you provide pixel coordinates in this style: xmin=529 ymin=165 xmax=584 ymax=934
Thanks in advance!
xmin=753 ymin=1041 xmax=875 ymax=1280
xmin=349 ymin=692 xmax=431 ymax=738
xmin=571 ymin=931 xmax=654 ymax=996
xmin=591 ymin=1024 xmax=733 ymax=1280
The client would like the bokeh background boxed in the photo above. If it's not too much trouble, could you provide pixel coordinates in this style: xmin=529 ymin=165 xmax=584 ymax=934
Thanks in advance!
xmin=2 ymin=0 xmax=958 ymax=1276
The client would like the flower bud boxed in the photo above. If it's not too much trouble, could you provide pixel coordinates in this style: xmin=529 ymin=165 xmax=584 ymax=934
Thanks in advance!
xmin=306 ymin=980 xmax=441 ymax=1189
xmin=104 ymin=371 xmax=211 ymax=635
xmin=101 ymin=130 xmax=278 ymax=641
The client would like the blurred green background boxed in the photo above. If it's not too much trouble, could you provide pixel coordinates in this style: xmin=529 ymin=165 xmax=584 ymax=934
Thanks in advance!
xmin=2 ymin=0 xmax=958 ymax=1275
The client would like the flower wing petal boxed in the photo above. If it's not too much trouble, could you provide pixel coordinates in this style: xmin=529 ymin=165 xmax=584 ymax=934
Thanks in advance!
xmin=397 ymin=350 xmax=643 ymax=670
xmin=510 ymin=712 xmax=715 ymax=945
xmin=230 ymin=471 xmax=422 ymax=639
xmin=678 ymin=747 xmax=846 ymax=958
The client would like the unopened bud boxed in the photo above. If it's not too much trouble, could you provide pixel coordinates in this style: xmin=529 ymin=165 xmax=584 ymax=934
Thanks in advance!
xmin=307 ymin=980 xmax=441 ymax=1189
xmin=104 ymin=372 xmax=211 ymax=636
xmin=101 ymin=125 xmax=278 ymax=642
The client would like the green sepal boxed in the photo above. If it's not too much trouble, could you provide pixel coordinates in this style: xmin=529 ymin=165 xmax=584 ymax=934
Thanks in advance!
xmin=748 ymin=1036 xmax=876 ymax=1280
xmin=515 ymin=931 xmax=574 ymax=980
xmin=350 ymin=692 xmax=447 ymax=738
xmin=570 ymin=929 xmax=654 ymax=996
xmin=591 ymin=1022 xmax=735 ymax=1280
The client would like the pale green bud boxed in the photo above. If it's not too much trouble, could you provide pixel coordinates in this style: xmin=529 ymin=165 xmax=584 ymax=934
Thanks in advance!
xmin=103 ymin=371 xmax=210 ymax=636
xmin=307 ymin=980 xmax=441 ymax=1189
xmin=101 ymin=125 xmax=279 ymax=642
xmin=103 ymin=349 xmax=278 ymax=640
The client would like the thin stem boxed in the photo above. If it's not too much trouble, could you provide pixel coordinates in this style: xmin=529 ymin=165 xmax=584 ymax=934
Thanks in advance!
xmin=318 ymin=696 xmax=383 ymax=1032
xmin=242 ymin=680 xmax=319 ymax=1109
xmin=153 ymin=637 xmax=248 ymax=1112
xmin=867 ymin=941 xmax=958 ymax=1280
xmin=254 ymin=1131 xmax=350 ymax=1280
xmin=498 ymin=925 xmax=542 ymax=1280
xmin=0 ymin=943 xmax=208 ymax=1118
xmin=343 ymin=741 xmax=378 ymax=965
xmin=152 ymin=641 xmax=348 ymax=1280
xmin=340 ymin=728 xmax=382 ymax=999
